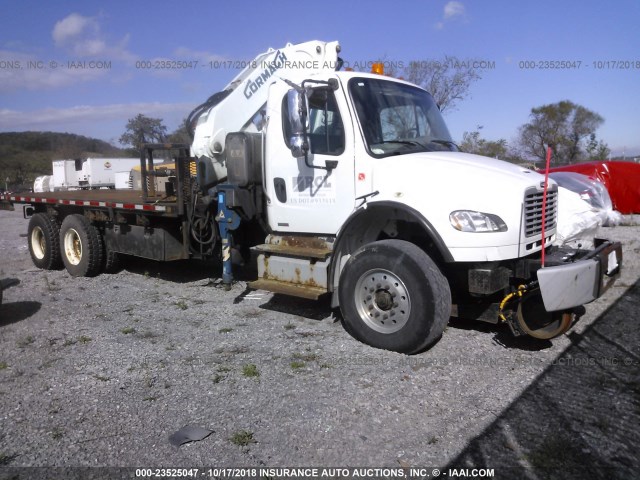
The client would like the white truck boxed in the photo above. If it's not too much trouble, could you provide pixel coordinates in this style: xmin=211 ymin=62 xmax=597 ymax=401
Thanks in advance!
xmin=0 ymin=40 xmax=622 ymax=353
xmin=36 ymin=158 xmax=142 ymax=192
xmin=76 ymin=157 xmax=141 ymax=189
xmin=52 ymin=159 xmax=80 ymax=190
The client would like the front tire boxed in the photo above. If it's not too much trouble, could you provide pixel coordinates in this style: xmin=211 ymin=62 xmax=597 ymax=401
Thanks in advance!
xmin=28 ymin=213 xmax=63 ymax=270
xmin=338 ymin=240 xmax=451 ymax=354
xmin=59 ymin=214 xmax=104 ymax=277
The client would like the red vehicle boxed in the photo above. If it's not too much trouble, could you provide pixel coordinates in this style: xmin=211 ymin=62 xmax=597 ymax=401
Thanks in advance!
xmin=544 ymin=161 xmax=640 ymax=214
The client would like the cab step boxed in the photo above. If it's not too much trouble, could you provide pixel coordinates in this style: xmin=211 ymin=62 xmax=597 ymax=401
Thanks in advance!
xmin=248 ymin=235 xmax=333 ymax=300
xmin=252 ymin=242 xmax=331 ymax=260
xmin=248 ymin=278 xmax=327 ymax=300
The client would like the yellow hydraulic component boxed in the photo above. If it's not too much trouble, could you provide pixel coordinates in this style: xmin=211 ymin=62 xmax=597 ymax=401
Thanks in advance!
xmin=498 ymin=284 xmax=528 ymax=323
xmin=500 ymin=283 xmax=574 ymax=339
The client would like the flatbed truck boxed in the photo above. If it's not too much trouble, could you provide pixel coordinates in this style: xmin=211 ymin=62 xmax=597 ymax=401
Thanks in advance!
xmin=0 ymin=40 xmax=622 ymax=353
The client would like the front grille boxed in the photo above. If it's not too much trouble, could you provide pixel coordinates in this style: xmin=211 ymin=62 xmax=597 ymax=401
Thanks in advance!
xmin=524 ymin=186 xmax=558 ymax=237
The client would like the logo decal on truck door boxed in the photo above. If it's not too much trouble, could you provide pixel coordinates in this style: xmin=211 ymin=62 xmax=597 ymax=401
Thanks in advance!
xmin=289 ymin=175 xmax=336 ymax=204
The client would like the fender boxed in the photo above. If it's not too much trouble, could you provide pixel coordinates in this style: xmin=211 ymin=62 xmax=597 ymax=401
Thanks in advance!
xmin=329 ymin=200 xmax=454 ymax=300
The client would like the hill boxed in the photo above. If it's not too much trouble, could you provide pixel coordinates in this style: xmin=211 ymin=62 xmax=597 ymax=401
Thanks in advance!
xmin=0 ymin=131 xmax=134 ymax=191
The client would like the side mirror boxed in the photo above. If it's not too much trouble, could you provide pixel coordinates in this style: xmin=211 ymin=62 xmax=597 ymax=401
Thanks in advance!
xmin=286 ymin=89 xmax=309 ymax=158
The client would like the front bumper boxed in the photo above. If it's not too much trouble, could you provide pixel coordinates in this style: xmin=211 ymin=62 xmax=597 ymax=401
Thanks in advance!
xmin=537 ymin=239 xmax=622 ymax=311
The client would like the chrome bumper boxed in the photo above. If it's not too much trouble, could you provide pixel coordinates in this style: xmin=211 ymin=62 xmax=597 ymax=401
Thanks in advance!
xmin=537 ymin=240 xmax=622 ymax=311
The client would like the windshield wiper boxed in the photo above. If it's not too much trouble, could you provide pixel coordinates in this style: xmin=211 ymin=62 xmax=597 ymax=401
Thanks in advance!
xmin=376 ymin=140 xmax=425 ymax=148
xmin=429 ymin=139 xmax=459 ymax=149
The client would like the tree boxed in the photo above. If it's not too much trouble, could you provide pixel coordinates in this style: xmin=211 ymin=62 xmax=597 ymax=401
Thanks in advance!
xmin=585 ymin=133 xmax=611 ymax=161
xmin=459 ymin=126 xmax=508 ymax=159
xmin=167 ymin=118 xmax=192 ymax=145
xmin=388 ymin=57 xmax=481 ymax=113
xmin=516 ymin=101 xmax=605 ymax=164
xmin=119 ymin=114 xmax=168 ymax=152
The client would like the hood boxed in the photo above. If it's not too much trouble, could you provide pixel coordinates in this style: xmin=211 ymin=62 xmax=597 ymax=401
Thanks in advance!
xmin=369 ymin=151 xmax=552 ymax=250
xmin=372 ymin=151 xmax=547 ymax=203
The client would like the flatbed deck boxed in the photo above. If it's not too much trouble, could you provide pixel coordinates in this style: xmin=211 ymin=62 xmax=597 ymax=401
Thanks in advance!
xmin=1 ymin=189 xmax=180 ymax=215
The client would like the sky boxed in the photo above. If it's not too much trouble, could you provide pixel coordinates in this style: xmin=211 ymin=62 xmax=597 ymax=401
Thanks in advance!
xmin=1 ymin=0 xmax=639 ymax=157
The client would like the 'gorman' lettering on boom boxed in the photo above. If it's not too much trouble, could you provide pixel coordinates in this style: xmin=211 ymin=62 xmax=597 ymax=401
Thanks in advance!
xmin=244 ymin=50 xmax=287 ymax=99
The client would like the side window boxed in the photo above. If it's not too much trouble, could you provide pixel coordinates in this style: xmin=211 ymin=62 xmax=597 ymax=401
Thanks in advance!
xmin=282 ymin=87 xmax=345 ymax=156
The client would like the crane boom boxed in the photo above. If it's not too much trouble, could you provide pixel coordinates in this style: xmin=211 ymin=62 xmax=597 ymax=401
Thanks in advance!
xmin=191 ymin=40 xmax=341 ymax=184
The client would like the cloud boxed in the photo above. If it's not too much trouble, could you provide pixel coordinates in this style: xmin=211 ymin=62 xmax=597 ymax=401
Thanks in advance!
xmin=74 ymin=38 xmax=107 ymax=57
xmin=52 ymin=13 xmax=99 ymax=46
xmin=0 ymin=102 xmax=193 ymax=127
xmin=0 ymin=50 xmax=107 ymax=92
xmin=435 ymin=1 xmax=467 ymax=29
xmin=52 ymin=13 xmax=136 ymax=63
xmin=444 ymin=1 xmax=466 ymax=19
xmin=0 ymin=102 xmax=194 ymax=139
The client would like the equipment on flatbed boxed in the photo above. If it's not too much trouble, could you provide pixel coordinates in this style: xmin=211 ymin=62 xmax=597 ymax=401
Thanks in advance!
xmin=0 ymin=40 xmax=622 ymax=353
xmin=36 ymin=158 xmax=150 ymax=192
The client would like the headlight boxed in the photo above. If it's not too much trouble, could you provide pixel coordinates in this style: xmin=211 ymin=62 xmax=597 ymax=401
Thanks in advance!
xmin=449 ymin=210 xmax=508 ymax=233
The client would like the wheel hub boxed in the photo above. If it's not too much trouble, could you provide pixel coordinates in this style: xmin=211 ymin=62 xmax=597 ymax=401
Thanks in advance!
xmin=64 ymin=228 xmax=83 ymax=266
xmin=355 ymin=269 xmax=410 ymax=334
xmin=31 ymin=226 xmax=46 ymax=260
xmin=374 ymin=289 xmax=394 ymax=311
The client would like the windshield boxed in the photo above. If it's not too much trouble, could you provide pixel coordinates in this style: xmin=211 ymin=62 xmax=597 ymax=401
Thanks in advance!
xmin=348 ymin=77 xmax=458 ymax=157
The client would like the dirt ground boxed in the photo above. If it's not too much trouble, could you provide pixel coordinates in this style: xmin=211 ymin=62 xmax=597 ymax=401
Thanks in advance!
xmin=0 ymin=208 xmax=639 ymax=479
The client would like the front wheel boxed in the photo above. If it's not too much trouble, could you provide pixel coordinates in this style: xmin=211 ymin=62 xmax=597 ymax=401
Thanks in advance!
xmin=59 ymin=214 xmax=104 ymax=277
xmin=338 ymin=240 xmax=451 ymax=354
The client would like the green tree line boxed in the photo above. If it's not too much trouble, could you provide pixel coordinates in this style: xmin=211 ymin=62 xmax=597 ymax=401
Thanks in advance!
xmin=0 ymin=132 xmax=130 ymax=191
xmin=459 ymin=101 xmax=611 ymax=165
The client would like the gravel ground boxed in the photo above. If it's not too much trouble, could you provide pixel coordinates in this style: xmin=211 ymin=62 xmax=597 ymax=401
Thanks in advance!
xmin=0 ymin=208 xmax=639 ymax=478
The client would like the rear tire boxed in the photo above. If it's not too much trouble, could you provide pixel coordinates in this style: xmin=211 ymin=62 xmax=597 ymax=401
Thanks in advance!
xmin=59 ymin=214 xmax=104 ymax=277
xmin=338 ymin=240 xmax=451 ymax=354
xmin=103 ymin=248 xmax=122 ymax=273
xmin=28 ymin=213 xmax=63 ymax=270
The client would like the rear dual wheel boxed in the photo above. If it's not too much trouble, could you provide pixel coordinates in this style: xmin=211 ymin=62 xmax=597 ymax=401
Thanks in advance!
xmin=59 ymin=214 xmax=104 ymax=277
xmin=28 ymin=213 xmax=63 ymax=270
xmin=103 ymin=248 xmax=122 ymax=273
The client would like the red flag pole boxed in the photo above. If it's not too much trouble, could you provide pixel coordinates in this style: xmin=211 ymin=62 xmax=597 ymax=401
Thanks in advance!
xmin=540 ymin=146 xmax=552 ymax=268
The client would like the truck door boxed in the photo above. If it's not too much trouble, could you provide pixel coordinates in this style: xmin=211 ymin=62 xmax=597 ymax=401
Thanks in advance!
xmin=264 ymin=79 xmax=355 ymax=234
